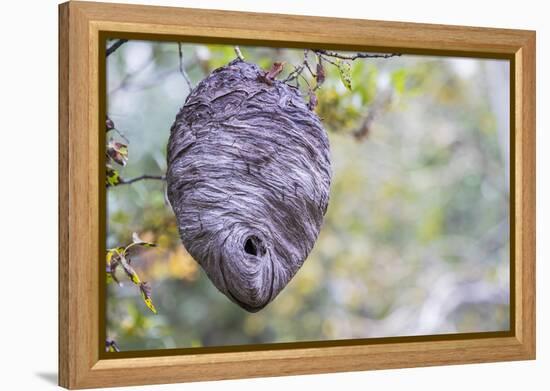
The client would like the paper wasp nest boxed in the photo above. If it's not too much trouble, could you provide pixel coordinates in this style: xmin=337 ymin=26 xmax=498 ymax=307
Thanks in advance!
xmin=167 ymin=59 xmax=331 ymax=312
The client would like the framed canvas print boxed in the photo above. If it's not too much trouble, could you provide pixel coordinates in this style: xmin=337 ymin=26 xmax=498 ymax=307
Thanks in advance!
xmin=58 ymin=1 xmax=536 ymax=389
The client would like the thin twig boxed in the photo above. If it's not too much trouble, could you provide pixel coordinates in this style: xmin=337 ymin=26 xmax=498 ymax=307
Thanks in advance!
xmin=297 ymin=70 xmax=312 ymax=89
xmin=177 ymin=43 xmax=193 ymax=90
xmin=283 ymin=50 xmax=317 ymax=85
xmin=313 ymin=49 xmax=401 ymax=61
xmin=283 ymin=64 xmax=305 ymax=83
xmin=234 ymin=46 xmax=244 ymax=61
xmin=302 ymin=49 xmax=316 ymax=78
xmin=303 ymin=60 xmax=316 ymax=78
xmin=116 ymin=174 xmax=166 ymax=186
xmin=106 ymin=39 xmax=128 ymax=57
xmin=318 ymin=54 xmax=339 ymax=67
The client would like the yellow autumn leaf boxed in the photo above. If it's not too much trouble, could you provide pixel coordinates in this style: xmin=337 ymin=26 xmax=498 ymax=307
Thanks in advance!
xmin=142 ymin=295 xmax=157 ymax=314
xmin=336 ymin=59 xmax=352 ymax=91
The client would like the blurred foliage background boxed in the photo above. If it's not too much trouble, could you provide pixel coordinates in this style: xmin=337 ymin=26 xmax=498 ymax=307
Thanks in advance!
xmin=106 ymin=40 xmax=510 ymax=351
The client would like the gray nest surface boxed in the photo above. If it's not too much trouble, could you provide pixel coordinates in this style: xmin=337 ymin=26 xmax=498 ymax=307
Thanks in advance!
xmin=167 ymin=59 xmax=331 ymax=312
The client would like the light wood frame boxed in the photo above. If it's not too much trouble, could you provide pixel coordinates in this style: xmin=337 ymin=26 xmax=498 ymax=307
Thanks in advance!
xmin=59 ymin=1 xmax=536 ymax=389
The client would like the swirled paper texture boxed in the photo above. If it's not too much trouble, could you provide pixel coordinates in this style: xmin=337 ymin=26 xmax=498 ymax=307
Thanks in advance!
xmin=167 ymin=60 xmax=331 ymax=312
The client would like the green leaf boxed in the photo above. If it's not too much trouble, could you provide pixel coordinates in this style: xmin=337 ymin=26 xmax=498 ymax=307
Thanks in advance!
xmin=336 ymin=59 xmax=352 ymax=91
xmin=107 ymin=139 xmax=129 ymax=166
xmin=106 ymin=165 xmax=122 ymax=187
xmin=139 ymin=282 xmax=157 ymax=314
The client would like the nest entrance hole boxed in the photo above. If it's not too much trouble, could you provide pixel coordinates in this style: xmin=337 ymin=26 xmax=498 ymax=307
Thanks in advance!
xmin=244 ymin=235 xmax=266 ymax=257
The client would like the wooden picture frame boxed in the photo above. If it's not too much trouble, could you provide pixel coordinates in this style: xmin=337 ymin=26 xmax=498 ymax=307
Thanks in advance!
xmin=58 ymin=1 xmax=536 ymax=389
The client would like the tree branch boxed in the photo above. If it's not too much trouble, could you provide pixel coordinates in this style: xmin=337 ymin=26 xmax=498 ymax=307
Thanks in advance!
xmin=283 ymin=50 xmax=312 ymax=83
xmin=106 ymin=39 xmax=128 ymax=57
xmin=283 ymin=63 xmax=305 ymax=83
xmin=285 ymin=48 xmax=400 ymax=96
xmin=178 ymin=43 xmax=194 ymax=90
xmin=313 ymin=49 xmax=401 ymax=61
xmin=116 ymin=174 xmax=166 ymax=186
